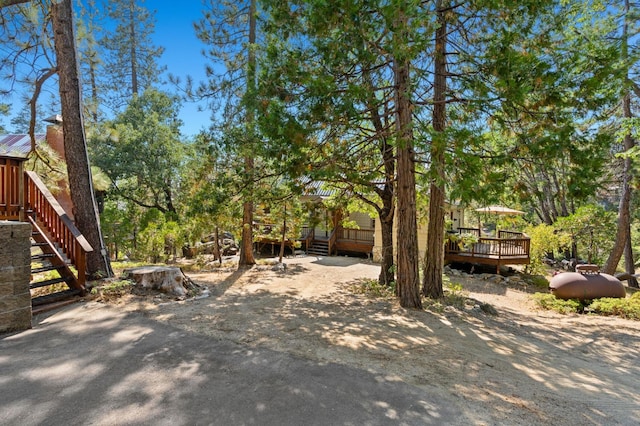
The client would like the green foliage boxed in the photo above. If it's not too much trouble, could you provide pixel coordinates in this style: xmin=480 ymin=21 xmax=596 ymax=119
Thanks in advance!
xmin=524 ymin=223 xmax=570 ymax=274
xmin=446 ymin=232 xmax=479 ymax=250
xmin=99 ymin=0 xmax=165 ymax=108
xmin=90 ymin=88 xmax=185 ymax=216
xmin=589 ymin=292 xmax=640 ymax=320
xmin=532 ymin=293 xmax=582 ymax=314
xmin=110 ymin=260 xmax=162 ymax=275
xmin=554 ymin=204 xmax=616 ymax=264
xmin=0 ymin=102 xmax=10 ymax=133
xmin=90 ymin=279 xmax=134 ymax=299
xmin=533 ymin=292 xmax=640 ymax=320
xmin=351 ymin=278 xmax=395 ymax=299
xmin=134 ymin=213 xmax=183 ymax=263
xmin=522 ymin=274 xmax=550 ymax=289
xmin=444 ymin=281 xmax=468 ymax=308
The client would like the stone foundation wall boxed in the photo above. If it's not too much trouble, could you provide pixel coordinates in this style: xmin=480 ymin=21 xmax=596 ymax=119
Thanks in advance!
xmin=0 ymin=221 xmax=32 ymax=333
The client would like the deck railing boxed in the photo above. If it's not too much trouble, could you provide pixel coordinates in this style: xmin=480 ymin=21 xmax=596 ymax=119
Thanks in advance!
xmin=336 ymin=228 xmax=374 ymax=243
xmin=25 ymin=171 xmax=93 ymax=285
xmin=445 ymin=228 xmax=530 ymax=259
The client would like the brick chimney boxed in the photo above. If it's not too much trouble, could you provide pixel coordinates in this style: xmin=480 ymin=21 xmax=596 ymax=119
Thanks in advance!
xmin=43 ymin=115 xmax=75 ymax=220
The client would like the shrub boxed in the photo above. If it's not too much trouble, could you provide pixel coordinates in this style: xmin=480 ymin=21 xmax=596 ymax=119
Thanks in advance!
xmin=589 ymin=292 xmax=640 ymax=320
xmin=533 ymin=292 xmax=640 ymax=320
xmin=524 ymin=223 xmax=568 ymax=274
xmin=351 ymin=278 xmax=395 ymax=298
xmin=532 ymin=293 xmax=582 ymax=314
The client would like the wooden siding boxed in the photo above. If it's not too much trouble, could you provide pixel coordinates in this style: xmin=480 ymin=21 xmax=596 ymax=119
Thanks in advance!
xmin=0 ymin=158 xmax=24 ymax=221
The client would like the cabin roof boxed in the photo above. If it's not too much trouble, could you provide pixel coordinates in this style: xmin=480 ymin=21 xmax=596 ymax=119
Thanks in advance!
xmin=0 ymin=134 xmax=45 ymax=159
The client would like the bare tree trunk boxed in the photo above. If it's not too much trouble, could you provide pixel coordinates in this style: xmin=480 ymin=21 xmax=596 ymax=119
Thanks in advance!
xmin=423 ymin=0 xmax=447 ymax=299
xmin=393 ymin=11 xmax=421 ymax=309
xmin=51 ymin=0 xmax=111 ymax=279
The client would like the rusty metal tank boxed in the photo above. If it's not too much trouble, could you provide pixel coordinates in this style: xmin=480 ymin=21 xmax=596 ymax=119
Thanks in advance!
xmin=549 ymin=265 xmax=626 ymax=301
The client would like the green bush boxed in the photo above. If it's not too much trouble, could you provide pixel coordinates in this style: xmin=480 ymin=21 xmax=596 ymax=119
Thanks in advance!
xmin=589 ymin=292 xmax=640 ymax=320
xmin=532 ymin=293 xmax=582 ymax=314
xmin=522 ymin=274 xmax=549 ymax=289
xmin=533 ymin=292 xmax=640 ymax=320
xmin=351 ymin=278 xmax=395 ymax=298
xmin=524 ymin=223 xmax=569 ymax=274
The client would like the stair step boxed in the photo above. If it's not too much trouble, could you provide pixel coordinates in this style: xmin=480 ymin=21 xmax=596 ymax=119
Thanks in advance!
xmin=30 ymin=276 xmax=69 ymax=290
xmin=31 ymin=253 xmax=56 ymax=261
xmin=31 ymin=264 xmax=64 ymax=274
xmin=307 ymin=248 xmax=329 ymax=255
xmin=32 ymin=289 xmax=82 ymax=307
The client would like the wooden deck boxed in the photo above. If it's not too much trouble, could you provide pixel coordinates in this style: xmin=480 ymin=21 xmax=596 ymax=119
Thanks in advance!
xmin=445 ymin=228 xmax=530 ymax=273
xmin=334 ymin=227 xmax=374 ymax=255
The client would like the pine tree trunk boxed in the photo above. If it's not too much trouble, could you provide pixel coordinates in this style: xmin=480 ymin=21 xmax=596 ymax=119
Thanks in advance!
xmin=239 ymin=192 xmax=256 ymax=266
xmin=279 ymin=203 xmax=286 ymax=263
xmin=52 ymin=0 xmax=111 ymax=279
xmin=422 ymin=0 xmax=447 ymax=299
xmin=238 ymin=0 xmax=257 ymax=267
xmin=393 ymin=10 xmax=421 ymax=309
xmin=214 ymin=226 xmax=222 ymax=265
xmin=378 ymin=206 xmax=395 ymax=286
xmin=603 ymin=1 xmax=634 ymax=274
xmin=363 ymin=70 xmax=395 ymax=287
xmin=127 ymin=0 xmax=138 ymax=95
xmin=624 ymin=222 xmax=638 ymax=288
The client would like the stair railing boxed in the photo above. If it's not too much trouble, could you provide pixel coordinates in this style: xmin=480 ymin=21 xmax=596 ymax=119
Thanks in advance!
xmin=303 ymin=228 xmax=315 ymax=252
xmin=24 ymin=171 xmax=93 ymax=286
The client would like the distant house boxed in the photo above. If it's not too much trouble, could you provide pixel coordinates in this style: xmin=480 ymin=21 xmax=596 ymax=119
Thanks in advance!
xmin=254 ymin=181 xmax=375 ymax=257
xmin=255 ymin=181 xmax=467 ymax=260
xmin=372 ymin=201 xmax=465 ymax=263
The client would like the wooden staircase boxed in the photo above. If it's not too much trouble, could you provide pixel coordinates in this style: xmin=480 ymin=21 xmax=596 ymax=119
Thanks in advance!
xmin=24 ymin=171 xmax=93 ymax=309
xmin=29 ymin=217 xmax=84 ymax=307
xmin=306 ymin=239 xmax=330 ymax=256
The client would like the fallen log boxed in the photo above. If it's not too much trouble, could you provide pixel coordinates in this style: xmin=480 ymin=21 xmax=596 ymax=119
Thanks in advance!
xmin=123 ymin=266 xmax=198 ymax=298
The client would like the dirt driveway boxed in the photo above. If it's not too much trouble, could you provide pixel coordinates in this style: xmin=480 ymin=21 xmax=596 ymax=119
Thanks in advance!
xmin=109 ymin=255 xmax=640 ymax=425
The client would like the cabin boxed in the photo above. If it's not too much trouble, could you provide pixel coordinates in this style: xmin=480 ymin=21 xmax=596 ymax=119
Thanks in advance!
xmin=254 ymin=182 xmax=374 ymax=257
xmin=372 ymin=201 xmax=466 ymax=263
xmin=0 ymin=123 xmax=93 ymax=308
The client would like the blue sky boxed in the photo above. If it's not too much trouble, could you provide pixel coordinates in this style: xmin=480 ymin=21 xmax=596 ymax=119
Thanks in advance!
xmin=153 ymin=3 xmax=211 ymax=136
xmin=0 ymin=1 xmax=213 ymax=138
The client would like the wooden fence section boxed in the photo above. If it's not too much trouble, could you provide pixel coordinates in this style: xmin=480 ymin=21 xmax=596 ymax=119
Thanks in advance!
xmin=25 ymin=171 xmax=93 ymax=286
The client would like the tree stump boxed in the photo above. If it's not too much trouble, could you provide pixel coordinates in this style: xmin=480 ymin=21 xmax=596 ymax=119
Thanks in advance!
xmin=123 ymin=266 xmax=196 ymax=297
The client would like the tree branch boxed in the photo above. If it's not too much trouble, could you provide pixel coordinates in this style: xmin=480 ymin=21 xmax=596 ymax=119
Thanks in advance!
xmin=0 ymin=0 xmax=31 ymax=8
xmin=29 ymin=67 xmax=57 ymax=152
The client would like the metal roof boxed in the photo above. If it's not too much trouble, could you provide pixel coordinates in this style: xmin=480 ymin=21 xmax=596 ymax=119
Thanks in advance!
xmin=0 ymin=134 xmax=45 ymax=159
xmin=303 ymin=180 xmax=337 ymax=198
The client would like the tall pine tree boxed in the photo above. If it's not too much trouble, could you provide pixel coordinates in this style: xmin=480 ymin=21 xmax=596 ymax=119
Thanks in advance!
xmin=99 ymin=0 xmax=164 ymax=111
